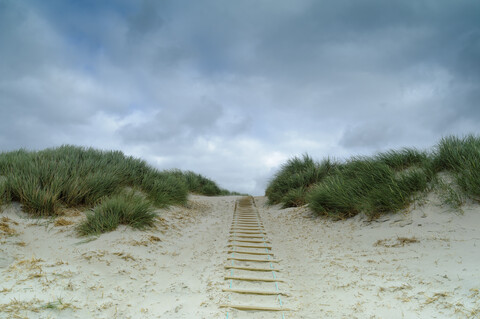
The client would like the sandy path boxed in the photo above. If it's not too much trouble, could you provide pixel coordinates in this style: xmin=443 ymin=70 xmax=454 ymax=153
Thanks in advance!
xmin=0 ymin=195 xmax=240 ymax=319
xmin=257 ymin=196 xmax=480 ymax=319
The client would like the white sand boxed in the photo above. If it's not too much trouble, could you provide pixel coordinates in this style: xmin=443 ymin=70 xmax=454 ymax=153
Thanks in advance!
xmin=258 ymin=195 xmax=480 ymax=318
xmin=1 ymin=194 xmax=479 ymax=318
xmin=0 ymin=196 xmax=238 ymax=318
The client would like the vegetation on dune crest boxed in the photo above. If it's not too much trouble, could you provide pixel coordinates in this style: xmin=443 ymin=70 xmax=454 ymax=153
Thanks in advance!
xmin=0 ymin=145 xmax=239 ymax=235
xmin=434 ymin=135 xmax=480 ymax=201
xmin=172 ymin=170 xmax=244 ymax=197
xmin=307 ymin=157 xmax=432 ymax=219
xmin=266 ymin=135 xmax=480 ymax=219
xmin=265 ymin=154 xmax=337 ymax=208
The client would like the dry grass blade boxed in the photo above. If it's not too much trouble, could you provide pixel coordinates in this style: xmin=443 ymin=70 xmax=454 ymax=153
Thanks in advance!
xmin=54 ymin=218 xmax=74 ymax=227
xmin=397 ymin=236 xmax=420 ymax=245
xmin=0 ymin=216 xmax=18 ymax=236
xmin=148 ymin=235 xmax=161 ymax=242
xmin=374 ymin=236 xmax=419 ymax=247
xmin=113 ymin=252 xmax=136 ymax=261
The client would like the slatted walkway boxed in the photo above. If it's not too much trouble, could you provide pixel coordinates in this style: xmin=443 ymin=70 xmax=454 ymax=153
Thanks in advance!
xmin=221 ymin=197 xmax=291 ymax=318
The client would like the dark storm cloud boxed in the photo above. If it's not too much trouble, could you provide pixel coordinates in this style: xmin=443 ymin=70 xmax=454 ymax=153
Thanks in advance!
xmin=1 ymin=0 xmax=479 ymax=194
xmin=127 ymin=0 xmax=163 ymax=36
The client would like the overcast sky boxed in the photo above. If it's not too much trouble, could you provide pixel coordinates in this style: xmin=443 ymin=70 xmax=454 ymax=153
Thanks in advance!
xmin=1 ymin=0 xmax=479 ymax=195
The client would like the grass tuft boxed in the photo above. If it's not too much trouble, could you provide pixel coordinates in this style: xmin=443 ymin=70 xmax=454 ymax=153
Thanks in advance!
xmin=77 ymin=192 xmax=156 ymax=236
xmin=376 ymin=148 xmax=429 ymax=170
xmin=306 ymin=159 xmax=429 ymax=218
xmin=434 ymin=135 xmax=480 ymax=200
xmin=435 ymin=177 xmax=466 ymax=210
xmin=265 ymin=154 xmax=337 ymax=208
xmin=0 ymin=176 xmax=10 ymax=205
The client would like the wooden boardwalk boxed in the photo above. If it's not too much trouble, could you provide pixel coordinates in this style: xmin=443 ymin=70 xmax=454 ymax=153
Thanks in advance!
xmin=221 ymin=197 xmax=291 ymax=318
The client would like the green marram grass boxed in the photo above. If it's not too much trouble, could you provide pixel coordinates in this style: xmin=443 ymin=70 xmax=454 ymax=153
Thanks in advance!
xmin=307 ymin=159 xmax=431 ymax=219
xmin=0 ymin=146 xmax=188 ymax=216
xmin=434 ymin=135 xmax=480 ymax=201
xmin=0 ymin=145 xmax=239 ymax=234
xmin=77 ymin=191 xmax=156 ymax=236
xmin=266 ymin=135 xmax=480 ymax=219
xmin=0 ymin=176 xmax=11 ymax=206
xmin=375 ymin=148 xmax=430 ymax=171
xmin=265 ymin=154 xmax=337 ymax=208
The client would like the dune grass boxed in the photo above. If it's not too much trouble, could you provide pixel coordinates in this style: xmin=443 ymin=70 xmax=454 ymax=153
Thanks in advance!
xmin=0 ymin=145 xmax=238 ymax=234
xmin=375 ymin=148 xmax=430 ymax=171
xmin=307 ymin=158 xmax=431 ymax=219
xmin=0 ymin=146 xmax=187 ymax=216
xmin=434 ymin=135 xmax=480 ymax=201
xmin=265 ymin=154 xmax=337 ymax=208
xmin=77 ymin=191 xmax=156 ymax=236
xmin=266 ymin=135 xmax=480 ymax=219
xmin=0 ymin=176 xmax=10 ymax=206
xmin=180 ymin=170 xmax=222 ymax=195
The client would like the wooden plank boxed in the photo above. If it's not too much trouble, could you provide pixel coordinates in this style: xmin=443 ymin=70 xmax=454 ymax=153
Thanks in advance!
xmin=232 ymin=222 xmax=262 ymax=225
xmin=228 ymin=239 xmax=271 ymax=244
xmin=227 ymin=250 xmax=273 ymax=256
xmin=230 ymin=231 xmax=267 ymax=234
xmin=227 ymin=244 xmax=272 ymax=249
xmin=232 ymin=224 xmax=263 ymax=227
xmin=230 ymin=231 xmax=265 ymax=233
xmin=233 ymin=219 xmax=260 ymax=225
xmin=224 ymin=265 xmax=279 ymax=272
xmin=222 ymin=288 xmax=288 ymax=296
xmin=220 ymin=304 xmax=291 ymax=311
xmin=231 ymin=226 xmax=263 ymax=229
xmin=227 ymin=257 xmax=278 ymax=263
xmin=225 ymin=276 xmax=284 ymax=282
xmin=229 ymin=234 xmax=267 ymax=240
xmin=229 ymin=235 xmax=266 ymax=239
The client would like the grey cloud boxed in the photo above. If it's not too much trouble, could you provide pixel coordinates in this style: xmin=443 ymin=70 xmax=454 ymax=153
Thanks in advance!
xmin=1 ymin=0 xmax=480 ymax=194
xmin=340 ymin=122 xmax=397 ymax=150
xmin=454 ymin=29 xmax=480 ymax=80
xmin=127 ymin=0 xmax=163 ymax=36
xmin=119 ymin=100 xmax=247 ymax=150
xmin=182 ymin=100 xmax=223 ymax=133
xmin=0 ymin=1 xmax=66 ymax=79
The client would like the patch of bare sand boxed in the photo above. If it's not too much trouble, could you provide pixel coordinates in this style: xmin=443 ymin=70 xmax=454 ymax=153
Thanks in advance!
xmin=0 ymin=195 xmax=241 ymax=319
xmin=257 ymin=196 xmax=480 ymax=319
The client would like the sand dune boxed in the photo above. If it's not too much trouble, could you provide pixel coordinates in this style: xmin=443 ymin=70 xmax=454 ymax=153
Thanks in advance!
xmin=258 ymin=195 xmax=480 ymax=318
xmin=1 ymin=195 xmax=479 ymax=318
